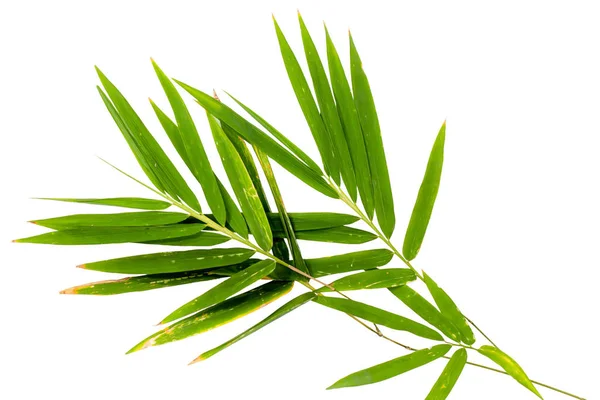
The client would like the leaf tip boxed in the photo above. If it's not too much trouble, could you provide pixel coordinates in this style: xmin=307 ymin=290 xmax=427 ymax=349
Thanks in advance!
xmin=212 ymin=89 xmax=220 ymax=101
xmin=60 ymin=287 xmax=76 ymax=295
xmin=76 ymin=264 xmax=87 ymax=270
xmin=188 ymin=355 xmax=204 ymax=365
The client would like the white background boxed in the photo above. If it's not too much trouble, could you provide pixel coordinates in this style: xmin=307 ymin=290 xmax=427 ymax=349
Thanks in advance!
xmin=1 ymin=1 xmax=598 ymax=399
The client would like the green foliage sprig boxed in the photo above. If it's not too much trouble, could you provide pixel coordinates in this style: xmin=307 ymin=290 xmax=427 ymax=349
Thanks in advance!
xmin=15 ymin=13 xmax=585 ymax=400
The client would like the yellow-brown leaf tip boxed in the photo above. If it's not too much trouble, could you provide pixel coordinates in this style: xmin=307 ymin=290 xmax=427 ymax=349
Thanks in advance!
xmin=443 ymin=119 xmax=447 ymax=127
xmin=212 ymin=90 xmax=220 ymax=101
xmin=76 ymin=264 xmax=86 ymax=269
xmin=28 ymin=220 xmax=38 ymax=225
xmin=188 ymin=355 xmax=204 ymax=365
xmin=60 ymin=288 xmax=76 ymax=295
xmin=12 ymin=239 xmax=19 ymax=243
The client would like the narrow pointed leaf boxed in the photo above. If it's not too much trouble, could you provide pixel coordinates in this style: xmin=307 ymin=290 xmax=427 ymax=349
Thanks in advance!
xmin=307 ymin=249 xmax=393 ymax=278
xmin=317 ymin=268 xmax=416 ymax=292
xmin=225 ymin=93 xmax=322 ymax=174
xmin=255 ymin=149 xmax=309 ymax=280
xmin=478 ymin=346 xmax=543 ymax=398
xmin=143 ymin=230 xmax=229 ymax=246
xmin=423 ymin=272 xmax=475 ymax=345
xmin=273 ymin=16 xmax=337 ymax=179
xmin=349 ymin=33 xmax=395 ymax=237
xmin=14 ymin=224 xmax=204 ymax=245
xmin=31 ymin=211 xmax=189 ymax=230
xmin=127 ymin=280 xmax=293 ymax=353
xmin=314 ymin=296 xmax=443 ymax=341
xmin=174 ymin=80 xmax=337 ymax=198
xmin=160 ymin=260 xmax=276 ymax=324
xmin=275 ymin=226 xmax=376 ymax=244
xmin=403 ymin=122 xmax=446 ymax=261
xmin=194 ymin=292 xmax=315 ymax=362
xmin=217 ymin=179 xmax=249 ymax=238
xmin=208 ymin=113 xmax=272 ymax=251
xmin=325 ymin=27 xmax=374 ymax=217
xmin=34 ymin=197 xmax=171 ymax=210
xmin=390 ymin=285 xmax=461 ymax=342
xmin=299 ymin=13 xmax=356 ymax=197
xmin=80 ymin=248 xmax=255 ymax=274
xmin=96 ymin=69 xmax=200 ymax=210
xmin=328 ymin=344 xmax=450 ymax=389
xmin=60 ymin=271 xmax=225 ymax=295
xmin=151 ymin=60 xmax=226 ymax=223
xmin=425 ymin=348 xmax=467 ymax=400
xmin=268 ymin=212 xmax=358 ymax=231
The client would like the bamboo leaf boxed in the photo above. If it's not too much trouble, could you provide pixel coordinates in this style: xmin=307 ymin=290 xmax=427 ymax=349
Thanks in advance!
xmin=193 ymin=292 xmax=315 ymax=362
xmin=275 ymin=226 xmax=376 ymax=244
xmin=79 ymin=248 xmax=255 ymax=274
xmin=127 ymin=280 xmax=293 ymax=353
xmin=314 ymin=296 xmax=443 ymax=341
xmin=225 ymin=92 xmax=322 ymax=174
xmin=208 ymin=113 xmax=272 ymax=251
xmin=328 ymin=344 xmax=451 ymax=389
xmin=478 ymin=346 xmax=543 ymax=399
xmin=95 ymin=69 xmax=200 ymax=211
xmin=273 ymin=16 xmax=338 ymax=180
xmin=298 ymin=13 xmax=357 ymax=197
xmin=389 ymin=285 xmax=462 ymax=342
xmin=151 ymin=60 xmax=226 ymax=224
xmin=325 ymin=27 xmax=374 ymax=218
xmin=142 ymin=230 xmax=229 ymax=246
xmin=14 ymin=224 xmax=204 ymax=245
xmin=403 ymin=122 xmax=446 ymax=261
xmin=60 ymin=271 xmax=225 ymax=295
xmin=160 ymin=260 xmax=276 ymax=324
xmin=255 ymin=148 xmax=309 ymax=280
xmin=268 ymin=212 xmax=358 ymax=231
xmin=306 ymin=249 xmax=393 ymax=278
xmin=173 ymin=79 xmax=338 ymax=198
xmin=425 ymin=348 xmax=467 ymax=400
xmin=349 ymin=33 xmax=395 ymax=237
xmin=150 ymin=101 xmax=248 ymax=237
xmin=317 ymin=268 xmax=416 ymax=292
xmin=423 ymin=272 xmax=475 ymax=345
xmin=34 ymin=197 xmax=171 ymax=210
xmin=31 ymin=211 xmax=189 ymax=230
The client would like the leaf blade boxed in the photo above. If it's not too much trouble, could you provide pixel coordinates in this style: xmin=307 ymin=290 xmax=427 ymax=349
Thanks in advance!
xmin=80 ymin=248 xmax=255 ymax=274
xmin=31 ymin=211 xmax=189 ymax=230
xmin=160 ymin=260 xmax=276 ymax=324
xmin=349 ymin=33 xmax=395 ymax=236
xmin=328 ymin=344 xmax=451 ymax=389
xmin=425 ymin=348 xmax=468 ymax=400
xmin=403 ymin=122 xmax=446 ymax=261
xmin=275 ymin=226 xmax=376 ymax=244
xmin=33 ymin=197 xmax=171 ymax=210
xmin=318 ymin=268 xmax=416 ymax=292
xmin=306 ymin=249 xmax=393 ymax=278
xmin=314 ymin=296 xmax=443 ymax=341
xmin=478 ymin=345 xmax=543 ymax=399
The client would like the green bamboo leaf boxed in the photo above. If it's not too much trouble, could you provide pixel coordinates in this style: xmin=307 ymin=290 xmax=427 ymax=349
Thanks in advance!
xmin=328 ymin=344 xmax=451 ymax=389
xmin=208 ymin=113 xmax=272 ymax=251
xmin=403 ymin=122 xmax=446 ymax=261
xmin=142 ymin=230 xmax=229 ymax=246
xmin=478 ymin=346 xmax=543 ymax=399
xmin=317 ymin=269 xmax=416 ymax=292
xmin=150 ymin=100 xmax=248 ymax=237
xmin=160 ymin=260 xmax=276 ymax=324
xmin=298 ymin=13 xmax=357 ymax=198
xmin=306 ymin=249 xmax=393 ymax=278
xmin=34 ymin=197 xmax=171 ymax=210
xmin=151 ymin=60 xmax=226 ymax=224
xmin=314 ymin=296 xmax=443 ymax=341
xmin=273 ymin=16 xmax=338 ymax=180
xmin=275 ymin=226 xmax=376 ymax=244
xmin=14 ymin=224 xmax=204 ymax=245
xmin=127 ymin=280 xmax=293 ymax=353
xmin=95 ymin=69 xmax=200 ymax=211
xmin=255 ymin=149 xmax=309 ymax=281
xmin=425 ymin=348 xmax=467 ymax=400
xmin=79 ymin=248 xmax=255 ymax=274
xmin=31 ymin=211 xmax=189 ymax=230
xmin=423 ymin=272 xmax=475 ymax=345
xmin=193 ymin=291 xmax=315 ymax=362
xmin=268 ymin=212 xmax=358 ymax=231
xmin=325 ymin=27 xmax=374 ymax=218
xmin=60 ymin=271 xmax=225 ymax=295
xmin=349 ymin=33 xmax=395 ymax=237
xmin=389 ymin=285 xmax=462 ymax=342
xmin=225 ymin=92 xmax=322 ymax=174
xmin=173 ymin=80 xmax=338 ymax=198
